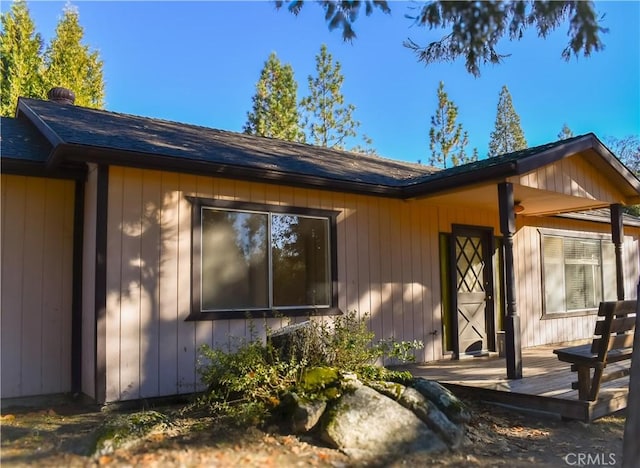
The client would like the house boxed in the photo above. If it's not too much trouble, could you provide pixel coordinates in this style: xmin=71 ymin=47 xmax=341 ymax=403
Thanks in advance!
xmin=2 ymin=88 xmax=639 ymax=404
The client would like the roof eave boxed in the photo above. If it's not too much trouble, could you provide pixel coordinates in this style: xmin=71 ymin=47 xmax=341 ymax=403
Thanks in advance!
xmin=513 ymin=134 xmax=597 ymax=174
xmin=515 ymin=133 xmax=640 ymax=195
xmin=401 ymin=162 xmax=518 ymax=199
xmin=55 ymin=144 xmax=405 ymax=198
xmin=1 ymin=157 xmax=87 ymax=180
xmin=16 ymin=99 xmax=65 ymax=168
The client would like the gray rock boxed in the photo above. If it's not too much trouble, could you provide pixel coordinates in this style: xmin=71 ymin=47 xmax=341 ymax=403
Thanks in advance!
xmin=366 ymin=380 xmax=406 ymax=401
xmin=412 ymin=377 xmax=471 ymax=424
xmin=290 ymin=394 xmax=327 ymax=434
xmin=399 ymin=387 xmax=465 ymax=449
xmin=339 ymin=372 xmax=362 ymax=392
xmin=321 ymin=384 xmax=447 ymax=461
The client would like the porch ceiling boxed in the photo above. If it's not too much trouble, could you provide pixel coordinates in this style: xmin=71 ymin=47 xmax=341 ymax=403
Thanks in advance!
xmin=422 ymin=183 xmax=617 ymax=217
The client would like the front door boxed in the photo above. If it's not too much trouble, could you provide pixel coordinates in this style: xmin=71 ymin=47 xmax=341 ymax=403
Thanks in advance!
xmin=451 ymin=226 xmax=495 ymax=358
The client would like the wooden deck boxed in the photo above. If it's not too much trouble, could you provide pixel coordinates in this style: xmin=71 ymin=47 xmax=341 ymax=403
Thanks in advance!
xmin=399 ymin=344 xmax=630 ymax=422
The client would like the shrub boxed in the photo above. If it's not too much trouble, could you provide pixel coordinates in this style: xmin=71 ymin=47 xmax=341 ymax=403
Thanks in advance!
xmin=271 ymin=311 xmax=424 ymax=371
xmin=197 ymin=332 xmax=305 ymax=425
xmin=196 ymin=312 xmax=423 ymax=425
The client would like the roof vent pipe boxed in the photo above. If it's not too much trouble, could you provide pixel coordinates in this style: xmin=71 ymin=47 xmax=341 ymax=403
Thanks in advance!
xmin=47 ymin=87 xmax=76 ymax=105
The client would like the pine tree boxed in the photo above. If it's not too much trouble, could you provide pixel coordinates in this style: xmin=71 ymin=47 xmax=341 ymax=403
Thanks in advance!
xmin=557 ymin=123 xmax=574 ymax=140
xmin=488 ymin=85 xmax=527 ymax=157
xmin=300 ymin=44 xmax=360 ymax=149
xmin=607 ymin=135 xmax=640 ymax=216
xmin=43 ymin=5 xmax=104 ymax=108
xmin=350 ymin=133 xmax=377 ymax=155
xmin=607 ymin=135 xmax=640 ymax=174
xmin=279 ymin=1 xmax=605 ymax=78
xmin=0 ymin=0 xmax=44 ymax=116
xmin=244 ymin=52 xmax=304 ymax=142
xmin=428 ymin=81 xmax=473 ymax=168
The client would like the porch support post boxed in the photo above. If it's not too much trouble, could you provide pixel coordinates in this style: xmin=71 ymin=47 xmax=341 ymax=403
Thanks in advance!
xmin=610 ymin=204 xmax=625 ymax=300
xmin=498 ymin=182 xmax=522 ymax=379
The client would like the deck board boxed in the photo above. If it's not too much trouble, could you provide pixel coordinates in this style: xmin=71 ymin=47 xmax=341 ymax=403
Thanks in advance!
xmin=398 ymin=344 xmax=630 ymax=422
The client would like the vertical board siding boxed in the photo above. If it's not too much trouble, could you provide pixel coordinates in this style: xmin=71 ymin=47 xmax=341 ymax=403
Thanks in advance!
xmin=176 ymin=174 xmax=198 ymax=395
xmin=1 ymin=175 xmax=74 ymax=398
xmin=140 ymin=170 xmax=162 ymax=398
xmin=513 ymin=218 xmax=640 ymax=348
xmin=21 ymin=177 xmax=45 ymax=395
xmin=105 ymin=167 xmax=461 ymax=400
xmin=1 ymin=175 xmax=26 ymax=398
xmin=378 ymin=197 xmax=394 ymax=347
xmin=158 ymin=172 xmax=180 ymax=395
xmin=510 ymin=154 xmax=626 ymax=203
xmin=102 ymin=167 xmax=639 ymax=401
xmin=105 ymin=166 xmax=124 ymax=401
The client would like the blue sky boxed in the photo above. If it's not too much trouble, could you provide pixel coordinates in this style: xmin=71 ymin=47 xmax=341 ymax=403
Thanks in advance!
xmin=21 ymin=1 xmax=640 ymax=164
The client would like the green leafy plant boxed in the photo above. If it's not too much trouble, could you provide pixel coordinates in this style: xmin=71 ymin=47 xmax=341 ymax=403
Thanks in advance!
xmin=196 ymin=311 xmax=424 ymax=425
xmin=197 ymin=332 xmax=305 ymax=425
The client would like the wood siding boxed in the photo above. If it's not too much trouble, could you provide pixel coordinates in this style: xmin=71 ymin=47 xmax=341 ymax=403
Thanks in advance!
xmin=1 ymin=175 xmax=74 ymax=398
xmin=104 ymin=167 xmax=457 ymax=401
xmin=101 ymin=166 xmax=639 ymax=402
xmin=514 ymin=216 xmax=639 ymax=349
xmin=509 ymin=153 xmax=627 ymax=203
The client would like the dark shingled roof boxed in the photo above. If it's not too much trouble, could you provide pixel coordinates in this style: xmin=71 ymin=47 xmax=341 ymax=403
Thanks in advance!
xmin=0 ymin=116 xmax=52 ymax=162
xmin=5 ymin=96 xmax=639 ymax=199
xmin=15 ymin=98 xmax=437 ymax=188
xmin=405 ymin=135 xmax=590 ymax=185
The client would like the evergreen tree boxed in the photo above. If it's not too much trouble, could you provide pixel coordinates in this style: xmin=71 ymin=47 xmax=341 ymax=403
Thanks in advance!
xmin=244 ymin=52 xmax=304 ymax=142
xmin=558 ymin=123 xmax=574 ymax=140
xmin=606 ymin=135 xmax=640 ymax=216
xmin=43 ymin=5 xmax=104 ymax=108
xmin=0 ymin=0 xmax=44 ymax=116
xmin=300 ymin=44 xmax=360 ymax=149
xmin=428 ymin=81 xmax=474 ymax=168
xmin=278 ymin=1 xmax=606 ymax=77
xmin=607 ymin=135 xmax=640 ymax=174
xmin=488 ymin=85 xmax=527 ymax=157
xmin=350 ymin=133 xmax=377 ymax=155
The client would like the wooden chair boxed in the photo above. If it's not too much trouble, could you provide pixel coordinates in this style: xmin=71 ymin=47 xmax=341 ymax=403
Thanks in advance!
xmin=553 ymin=300 xmax=636 ymax=401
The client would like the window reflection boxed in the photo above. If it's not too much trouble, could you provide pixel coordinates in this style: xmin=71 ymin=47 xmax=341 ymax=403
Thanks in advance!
xmin=272 ymin=215 xmax=330 ymax=307
xmin=200 ymin=208 xmax=331 ymax=311
xmin=201 ymin=210 xmax=268 ymax=310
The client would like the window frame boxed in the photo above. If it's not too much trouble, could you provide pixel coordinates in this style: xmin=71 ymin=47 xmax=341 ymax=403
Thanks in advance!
xmin=539 ymin=228 xmax=616 ymax=319
xmin=186 ymin=196 xmax=340 ymax=320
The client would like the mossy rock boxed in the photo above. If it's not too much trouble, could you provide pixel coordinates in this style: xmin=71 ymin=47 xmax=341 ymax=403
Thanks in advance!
xmin=301 ymin=367 xmax=340 ymax=390
xmin=367 ymin=380 xmax=406 ymax=401
xmin=298 ymin=366 xmax=341 ymax=399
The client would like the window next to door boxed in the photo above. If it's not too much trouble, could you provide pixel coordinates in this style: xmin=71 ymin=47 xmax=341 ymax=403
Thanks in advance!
xmin=540 ymin=229 xmax=616 ymax=317
xmin=186 ymin=197 xmax=339 ymax=320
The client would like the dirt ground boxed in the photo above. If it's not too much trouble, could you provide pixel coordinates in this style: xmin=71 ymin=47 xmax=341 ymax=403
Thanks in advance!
xmin=0 ymin=394 xmax=626 ymax=467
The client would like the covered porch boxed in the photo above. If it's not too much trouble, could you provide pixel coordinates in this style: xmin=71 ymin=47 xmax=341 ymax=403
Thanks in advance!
xmin=400 ymin=343 xmax=629 ymax=422
xmin=413 ymin=136 xmax=640 ymax=379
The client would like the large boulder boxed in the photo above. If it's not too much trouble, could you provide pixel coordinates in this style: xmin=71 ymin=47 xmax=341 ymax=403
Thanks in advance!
xmin=320 ymin=384 xmax=448 ymax=461
xmin=399 ymin=386 xmax=464 ymax=448
xmin=287 ymin=393 xmax=327 ymax=434
xmin=412 ymin=377 xmax=471 ymax=424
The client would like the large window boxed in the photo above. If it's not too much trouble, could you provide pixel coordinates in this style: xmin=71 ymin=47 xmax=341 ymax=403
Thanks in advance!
xmin=541 ymin=232 xmax=616 ymax=316
xmin=188 ymin=198 xmax=338 ymax=319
